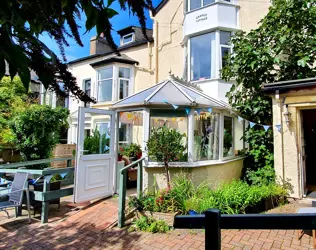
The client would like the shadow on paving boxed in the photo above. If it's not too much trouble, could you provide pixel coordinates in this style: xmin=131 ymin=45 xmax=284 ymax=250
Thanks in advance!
xmin=0 ymin=219 xmax=143 ymax=249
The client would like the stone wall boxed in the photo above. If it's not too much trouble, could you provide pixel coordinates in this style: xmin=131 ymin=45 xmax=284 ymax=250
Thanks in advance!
xmin=51 ymin=144 xmax=76 ymax=168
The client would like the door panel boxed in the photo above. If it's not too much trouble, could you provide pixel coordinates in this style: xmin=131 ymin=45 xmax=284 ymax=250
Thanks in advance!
xmin=74 ymin=107 xmax=116 ymax=203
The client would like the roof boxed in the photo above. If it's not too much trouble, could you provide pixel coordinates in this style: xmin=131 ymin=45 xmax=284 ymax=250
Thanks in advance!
xmin=152 ymin=0 xmax=169 ymax=16
xmin=69 ymin=27 xmax=153 ymax=65
xmin=263 ymin=78 xmax=316 ymax=93
xmin=111 ymin=76 xmax=228 ymax=109
xmin=90 ymin=54 xmax=139 ymax=67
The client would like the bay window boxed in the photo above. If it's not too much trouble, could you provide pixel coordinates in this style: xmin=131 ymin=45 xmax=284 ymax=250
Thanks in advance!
xmin=220 ymin=31 xmax=232 ymax=69
xmin=97 ymin=67 xmax=113 ymax=102
xmin=193 ymin=112 xmax=219 ymax=161
xmin=119 ymin=67 xmax=131 ymax=100
xmin=190 ymin=32 xmax=216 ymax=81
xmin=188 ymin=0 xmax=231 ymax=12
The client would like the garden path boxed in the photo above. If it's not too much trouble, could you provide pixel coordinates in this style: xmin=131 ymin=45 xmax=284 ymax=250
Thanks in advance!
xmin=0 ymin=198 xmax=314 ymax=250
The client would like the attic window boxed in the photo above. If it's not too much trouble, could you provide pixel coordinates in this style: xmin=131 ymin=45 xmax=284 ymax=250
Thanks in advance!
xmin=121 ymin=33 xmax=134 ymax=45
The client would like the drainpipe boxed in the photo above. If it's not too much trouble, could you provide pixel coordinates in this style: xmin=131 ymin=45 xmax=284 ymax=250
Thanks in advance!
xmin=277 ymin=91 xmax=285 ymax=181
xmin=154 ymin=20 xmax=159 ymax=84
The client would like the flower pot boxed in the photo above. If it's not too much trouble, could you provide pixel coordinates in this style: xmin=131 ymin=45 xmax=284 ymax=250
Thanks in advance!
xmin=136 ymin=210 xmax=178 ymax=227
xmin=136 ymin=152 xmax=142 ymax=159
xmin=118 ymin=154 xmax=123 ymax=161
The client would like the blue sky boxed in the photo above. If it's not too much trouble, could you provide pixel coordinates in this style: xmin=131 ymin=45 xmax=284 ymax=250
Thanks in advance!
xmin=39 ymin=0 xmax=162 ymax=62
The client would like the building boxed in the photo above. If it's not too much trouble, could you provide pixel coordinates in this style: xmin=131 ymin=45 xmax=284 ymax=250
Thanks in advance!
xmin=264 ymin=78 xmax=316 ymax=199
xmin=68 ymin=0 xmax=271 ymax=197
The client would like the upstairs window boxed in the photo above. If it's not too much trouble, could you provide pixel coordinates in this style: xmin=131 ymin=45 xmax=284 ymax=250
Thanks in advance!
xmin=121 ymin=33 xmax=134 ymax=45
xmin=119 ymin=67 xmax=131 ymax=100
xmin=83 ymin=79 xmax=91 ymax=107
xmin=188 ymin=0 xmax=231 ymax=11
xmin=220 ymin=31 xmax=232 ymax=69
xmin=190 ymin=32 xmax=216 ymax=81
xmin=97 ymin=67 xmax=113 ymax=102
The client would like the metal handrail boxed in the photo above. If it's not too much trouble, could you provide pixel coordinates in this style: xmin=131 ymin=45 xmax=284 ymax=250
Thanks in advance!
xmin=118 ymin=157 xmax=145 ymax=228
xmin=120 ymin=157 xmax=145 ymax=173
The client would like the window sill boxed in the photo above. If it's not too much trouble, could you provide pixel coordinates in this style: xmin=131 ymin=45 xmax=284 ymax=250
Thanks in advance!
xmin=185 ymin=1 xmax=239 ymax=15
xmin=145 ymin=155 xmax=245 ymax=168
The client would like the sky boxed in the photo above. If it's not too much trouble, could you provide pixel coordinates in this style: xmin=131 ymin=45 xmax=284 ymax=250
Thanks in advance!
xmin=39 ymin=0 xmax=162 ymax=62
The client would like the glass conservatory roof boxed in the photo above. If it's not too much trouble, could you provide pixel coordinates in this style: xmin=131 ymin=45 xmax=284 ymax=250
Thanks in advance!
xmin=111 ymin=78 xmax=228 ymax=109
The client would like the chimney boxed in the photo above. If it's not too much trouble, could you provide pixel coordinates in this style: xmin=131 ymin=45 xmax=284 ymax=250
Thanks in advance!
xmin=89 ymin=35 xmax=114 ymax=55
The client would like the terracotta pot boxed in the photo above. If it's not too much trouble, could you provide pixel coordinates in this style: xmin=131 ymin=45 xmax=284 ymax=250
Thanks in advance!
xmin=136 ymin=152 xmax=142 ymax=159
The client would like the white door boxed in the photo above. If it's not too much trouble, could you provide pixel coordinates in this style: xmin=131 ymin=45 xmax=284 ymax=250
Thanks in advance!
xmin=74 ymin=107 xmax=116 ymax=203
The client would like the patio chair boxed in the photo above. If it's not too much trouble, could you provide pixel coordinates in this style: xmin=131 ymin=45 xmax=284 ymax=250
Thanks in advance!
xmin=0 ymin=172 xmax=31 ymax=222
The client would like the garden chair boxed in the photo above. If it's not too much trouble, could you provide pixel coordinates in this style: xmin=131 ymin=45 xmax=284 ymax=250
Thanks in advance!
xmin=0 ymin=172 xmax=31 ymax=222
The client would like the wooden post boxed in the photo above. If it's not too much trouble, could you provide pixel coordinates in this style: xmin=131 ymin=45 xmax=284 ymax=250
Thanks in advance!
xmin=41 ymin=178 xmax=50 ymax=224
xmin=137 ymin=160 xmax=143 ymax=199
xmin=205 ymin=209 xmax=221 ymax=250
xmin=118 ymin=170 xmax=127 ymax=228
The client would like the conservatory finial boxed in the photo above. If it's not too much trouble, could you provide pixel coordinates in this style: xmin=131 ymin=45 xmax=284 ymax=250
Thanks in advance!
xmin=168 ymin=68 xmax=172 ymax=79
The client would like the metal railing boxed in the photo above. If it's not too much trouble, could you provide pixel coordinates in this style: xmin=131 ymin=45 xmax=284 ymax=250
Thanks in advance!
xmin=0 ymin=157 xmax=75 ymax=223
xmin=174 ymin=209 xmax=316 ymax=250
xmin=118 ymin=157 xmax=145 ymax=228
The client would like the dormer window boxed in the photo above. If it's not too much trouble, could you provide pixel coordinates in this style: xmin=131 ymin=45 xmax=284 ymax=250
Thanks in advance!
xmin=121 ymin=33 xmax=134 ymax=45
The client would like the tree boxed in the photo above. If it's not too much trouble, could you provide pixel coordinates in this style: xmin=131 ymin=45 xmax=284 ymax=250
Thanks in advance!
xmin=0 ymin=0 xmax=153 ymax=103
xmin=10 ymin=105 xmax=69 ymax=163
xmin=0 ymin=76 xmax=33 ymax=147
xmin=221 ymin=0 xmax=316 ymax=180
xmin=146 ymin=126 xmax=186 ymax=189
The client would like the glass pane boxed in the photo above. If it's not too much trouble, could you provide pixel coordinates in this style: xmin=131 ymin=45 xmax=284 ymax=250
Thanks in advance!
xmin=150 ymin=110 xmax=188 ymax=162
xmin=98 ymin=79 xmax=112 ymax=102
xmin=119 ymin=79 xmax=129 ymax=100
xmin=203 ymin=0 xmax=214 ymax=6
xmin=234 ymin=118 xmax=244 ymax=153
xmin=220 ymin=31 xmax=231 ymax=45
xmin=119 ymin=123 xmax=128 ymax=142
xmin=190 ymin=32 xmax=216 ymax=81
xmin=84 ymin=79 xmax=91 ymax=91
xmin=190 ymin=0 xmax=201 ymax=10
xmin=221 ymin=47 xmax=231 ymax=69
xmin=119 ymin=68 xmax=131 ymax=78
xmin=83 ymin=113 xmax=111 ymax=155
xmin=194 ymin=112 xmax=219 ymax=161
xmin=223 ymin=116 xmax=234 ymax=157
xmin=99 ymin=67 xmax=113 ymax=80
xmin=123 ymin=34 xmax=133 ymax=44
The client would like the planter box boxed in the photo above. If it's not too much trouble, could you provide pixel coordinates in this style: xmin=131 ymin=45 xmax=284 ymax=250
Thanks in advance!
xmin=136 ymin=210 xmax=178 ymax=227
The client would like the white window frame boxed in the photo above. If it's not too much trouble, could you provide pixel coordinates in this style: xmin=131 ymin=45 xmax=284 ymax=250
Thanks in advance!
xmin=121 ymin=33 xmax=135 ymax=46
xmin=118 ymin=122 xmax=132 ymax=145
xmin=219 ymin=31 xmax=233 ymax=70
xmin=96 ymin=66 xmax=114 ymax=103
xmin=118 ymin=67 xmax=131 ymax=100
xmin=83 ymin=78 xmax=91 ymax=107
xmin=187 ymin=0 xmax=233 ymax=12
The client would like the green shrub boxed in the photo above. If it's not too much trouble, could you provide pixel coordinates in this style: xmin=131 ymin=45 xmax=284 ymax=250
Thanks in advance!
xmin=124 ymin=143 xmax=141 ymax=158
xmin=10 ymin=105 xmax=69 ymax=164
xmin=130 ymin=216 xmax=170 ymax=233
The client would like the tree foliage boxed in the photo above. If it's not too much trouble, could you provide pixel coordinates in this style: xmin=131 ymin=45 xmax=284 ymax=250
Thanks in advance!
xmin=10 ymin=105 xmax=69 ymax=162
xmin=0 ymin=76 xmax=33 ymax=147
xmin=147 ymin=126 xmax=186 ymax=188
xmin=0 ymin=0 xmax=153 ymax=103
xmin=222 ymin=0 xmax=316 ymax=181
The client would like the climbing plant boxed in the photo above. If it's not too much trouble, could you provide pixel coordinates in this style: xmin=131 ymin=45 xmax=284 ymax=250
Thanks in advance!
xmin=221 ymin=0 xmax=316 ymax=183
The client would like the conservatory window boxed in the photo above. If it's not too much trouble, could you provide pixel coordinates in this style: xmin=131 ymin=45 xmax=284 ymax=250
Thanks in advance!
xmin=190 ymin=32 xmax=216 ymax=81
xmin=193 ymin=112 xmax=220 ymax=161
xmin=150 ymin=110 xmax=188 ymax=162
xmin=97 ymin=67 xmax=113 ymax=102
xmin=119 ymin=123 xmax=130 ymax=145
xmin=220 ymin=31 xmax=232 ymax=69
xmin=118 ymin=67 xmax=131 ymax=100
xmin=223 ymin=116 xmax=234 ymax=157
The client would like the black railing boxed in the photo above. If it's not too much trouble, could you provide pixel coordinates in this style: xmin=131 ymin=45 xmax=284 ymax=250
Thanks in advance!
xmin=174 ymin=209 xmax=316 ymax=250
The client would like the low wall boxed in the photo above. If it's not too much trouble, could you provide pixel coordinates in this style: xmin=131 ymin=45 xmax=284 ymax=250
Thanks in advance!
xmin=51 ymin=144 xmax=76 ymax=168
xmin=0 ymin=148 xmax=21 ymax=163
xmin=143 ymin=158 xmax=244 ymax=191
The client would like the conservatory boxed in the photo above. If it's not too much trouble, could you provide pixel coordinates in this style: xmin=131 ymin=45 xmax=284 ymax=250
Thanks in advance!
xmin=111 ymin=76 xmax=246 ymax=190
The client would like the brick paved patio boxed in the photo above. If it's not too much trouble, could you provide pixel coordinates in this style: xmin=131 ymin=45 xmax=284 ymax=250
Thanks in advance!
xmin=0 ymin=198 xmax=315 ymax=249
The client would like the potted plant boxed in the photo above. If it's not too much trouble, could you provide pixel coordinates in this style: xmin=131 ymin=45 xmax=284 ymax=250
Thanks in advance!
xmin=125 ymin=143 xmax=142 ymax=162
